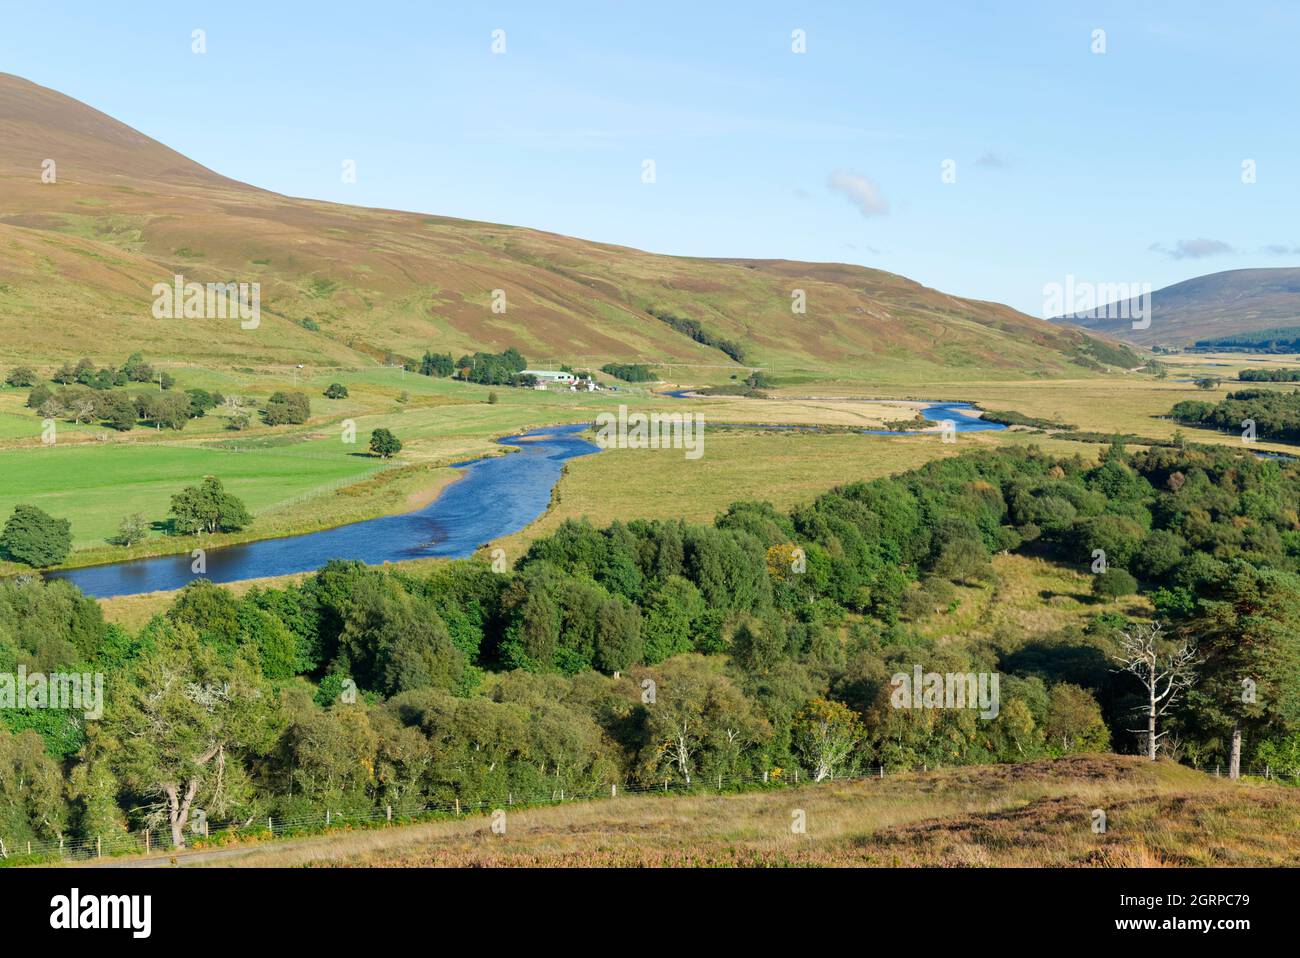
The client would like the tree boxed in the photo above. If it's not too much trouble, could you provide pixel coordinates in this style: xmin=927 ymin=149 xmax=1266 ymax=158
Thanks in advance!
xmin=25 ymin=384 xmax=52 ymax=410
xmin=185 ymin=388 xmax=221 ymax=418
xmin=113 ymin=513 xmax=150 ymax=547
xmin=1044 ymin=683 xmax=1110 ymax=753
xmin=263 ymin=391 xmax=311 ymax=425
xmin=487 ymin=391 xmax=499 ymax=405
xmin=419 ymin=351 xmax=455 ymax=377
xmin=168 ymin=579 xmax=243 ymax=653
xmin=95 ymin=627 xmax=280 ymax=848
xmin=1093 ymin=567 xmax=1138 ymax=599
xmin=1184 ymin=566 xmax=1300 ymax=778
xmin=1111 ymin=621 xmax=1200 ymax=760
xmin=636 ymin=655 xmax=769 ymax=786
xmin=99 ymin=392 xmax=138 ymax=431
xmin=144 ymin=392 xmax=191 ymax=430
xmin=794 ymin=697 xmax=863 ymax=781
xmin=5 ymin=366 xmax=38 ymax=388
xmin=68 ymin=395 xmax=97 ymax=425
xmin=121 ymin=352 xmax=155 ymax=383
xmin=324 ymin=382 xmax=349 ymax=399
xmin=369 ymin=428 xmax=402 ymax=458
xmin=170 ymin=477 xmax=252 ymax=535
xmin=0 ymin=504 xmax=72 ymax=567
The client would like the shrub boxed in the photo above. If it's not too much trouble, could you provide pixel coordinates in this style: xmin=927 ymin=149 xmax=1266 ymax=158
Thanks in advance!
xmin=5 ymin=366 xmax=39 ymax=388
xmin=1092 ymin=567 xmax=1138 ymax=599
xmin=369 ymin=428 xmax=402 ymax=458
xmin=1 ymin=504 xmax=72 ymax=567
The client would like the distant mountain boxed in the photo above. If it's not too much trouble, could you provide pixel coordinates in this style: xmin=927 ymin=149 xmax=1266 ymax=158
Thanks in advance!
xmin=1050 ymin=268 xmax=1300 ymax=347
xmin=0 ymin=73 xmax=1137 ymax=380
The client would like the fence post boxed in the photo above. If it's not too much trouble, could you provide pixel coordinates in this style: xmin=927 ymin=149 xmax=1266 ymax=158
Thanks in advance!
xmin=794 ymin=769 xmax=799 ymax=784
xmin=763 ymin=770 xmax=768 ymax=784
xmin=0 ymin=839 xmax=7 ymax=859
xmin=611 ymin=784 xmax=617 ymax=798
xmin=386 ymin=805 xmax=392 ymax=823
xmin=879 ymin=766 xmax=884 ymax=779
xmin=96 ymin=836 xmax=101 ymax=858
xmin=268 ymin=816 xmax=273 ymax=834
xmin=326 ymin=810 xmax=331 ymax=827
xmin=559 ymin=789 xmax=565 ymax=802
xmin=1215 ymin=765 xmax=1221 ymax=778
xmin=717 ymin=774 xmax=722 ymax=791
xmin=454 ymin=798 xmax=460 ymax=815
xmin=145 ymin=830 xmax=150 ymax=853
xmin=59 ymin=836 xmax=64 ymax=854
xmin=663 ymin=779 xmax=668 ymax=793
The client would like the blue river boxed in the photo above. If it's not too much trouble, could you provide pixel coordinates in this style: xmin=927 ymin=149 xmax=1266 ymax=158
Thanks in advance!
xmin=861 ymin=401 xmax=1006 ymax=435
xmin=46 ymin=401 xmax=1002 ymax=599
xmin=49 ymin=424 xmax=601 ymax=599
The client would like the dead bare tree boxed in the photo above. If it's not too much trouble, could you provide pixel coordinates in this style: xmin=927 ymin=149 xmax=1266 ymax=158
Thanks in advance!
xmin=1111 ymin=622 xmax=1201 ymax=760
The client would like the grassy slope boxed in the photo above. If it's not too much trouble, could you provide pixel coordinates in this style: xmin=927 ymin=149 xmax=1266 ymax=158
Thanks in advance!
xmin=1053 ymin=267 xmax=1300 ymax=347
xmin=128 ymin=756 xmax=1300 ymax=867
xmin=0 ymin=72 xmax=1129 ymax=383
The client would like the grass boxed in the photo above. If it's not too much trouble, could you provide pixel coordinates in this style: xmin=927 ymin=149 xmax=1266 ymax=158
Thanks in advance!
xmin=494 ymin=428 xmax=1104 ymax=560
xmin=0 ymin=440 xmax=389 ymax=550
xmin=5 ymin=354 xmax=1295 ymax=584
xmin=99 ymin=756 xmax=1300 ymax=868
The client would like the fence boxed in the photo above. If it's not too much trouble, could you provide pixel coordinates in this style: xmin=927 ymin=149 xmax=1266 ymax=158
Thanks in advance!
xmin=2 ymin=760 xmax=1294 ymax=866
xmin=0 ymin=765 xmax=908 ymax=865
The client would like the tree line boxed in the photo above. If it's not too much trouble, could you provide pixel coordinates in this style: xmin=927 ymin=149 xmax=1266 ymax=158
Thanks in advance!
xmin=2 ymin=440 xmax=1299 ymax=849
xmin=1171 ymin=389 xmax=1300 ymax=443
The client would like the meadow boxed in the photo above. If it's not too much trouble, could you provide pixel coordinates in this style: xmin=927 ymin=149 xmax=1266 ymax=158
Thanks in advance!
xmin=3 ymin=352 xmax=1298 ymax=584
xmin=115 ymin=756 xmax=1300 ymax=868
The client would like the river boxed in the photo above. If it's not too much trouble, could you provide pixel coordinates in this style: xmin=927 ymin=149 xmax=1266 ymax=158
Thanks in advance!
xmin=49 ymin=424 xmax=600 ymax=599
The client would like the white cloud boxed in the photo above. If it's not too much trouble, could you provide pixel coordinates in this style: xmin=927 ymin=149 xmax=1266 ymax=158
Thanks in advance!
xmin=827 ymin=170 xmax=889 ymax=217
xmin=1149 ymin=238 xmax=1235 ymax=260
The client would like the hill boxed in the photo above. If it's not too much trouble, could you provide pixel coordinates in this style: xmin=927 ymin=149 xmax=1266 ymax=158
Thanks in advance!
xmin=1051 ymin=268 xmax=1300 ymax=348
xmin=0 ymin=73 xmax=1134 ymax=382
xmin=79 ymin=757 xmax=1300 ymax=868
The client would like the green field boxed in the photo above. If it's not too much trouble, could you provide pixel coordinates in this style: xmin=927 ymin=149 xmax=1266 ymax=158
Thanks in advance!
xmin=3 ymin=351 xmax=1299 ymax=581
xmin=0 ymin=439 xmax=388 ymax=549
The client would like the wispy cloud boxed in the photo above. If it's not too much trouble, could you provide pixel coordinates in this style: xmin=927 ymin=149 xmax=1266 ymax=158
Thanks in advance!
xmin=974 ymin=151 xmax=1010 ymax=169
xmin=1149 ymin=238 xmax=1235 ymax=260
xmin=1261 ymin=243 xmax=1300 ymax=256
xmin=827 ymin=170 xmax=889 ymax=217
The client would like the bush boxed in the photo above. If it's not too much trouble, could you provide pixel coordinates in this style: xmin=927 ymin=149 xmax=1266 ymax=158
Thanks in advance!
xmin=600 ymin=363 xmax=658 ymax=382
xmin=5 ymin=367 xmax=39 ymax=388
xmin=324 ymin=383 xmax=349 ymax=399
xmin=113 ymin=514 xmax=150 ymax=547
xmin=170 ymin=477 xmax=252 ymax=535
xmin=419 ymin=352 xmax=455 ymax=377
xmin=263 ymin=391 xmax=311 ymax=425
xmin=1092 ymin=567 xmax=1138 ymax=599
xmin=369 ymin=428 xmax=402 ymax=458
xmin=0 ymin=504 xmax=72 ymax=567
xmin=26 ymin=384 xmax=52 ymax=409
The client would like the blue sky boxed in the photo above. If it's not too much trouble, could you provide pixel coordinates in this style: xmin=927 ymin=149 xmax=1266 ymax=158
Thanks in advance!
xmin=4 ymin=1 xmax=1297 ymax=315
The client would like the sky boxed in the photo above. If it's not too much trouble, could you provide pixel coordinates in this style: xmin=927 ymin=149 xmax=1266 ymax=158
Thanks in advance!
xmin=3 ymin=0 xmax=1298 ymax=315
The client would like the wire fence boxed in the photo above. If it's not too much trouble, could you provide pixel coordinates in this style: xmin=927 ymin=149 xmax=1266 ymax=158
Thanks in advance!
xmin=0 ymin=765 xmax=906 ymax=865
xmin=3 ymin=759 xmax=1295 ymax=867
